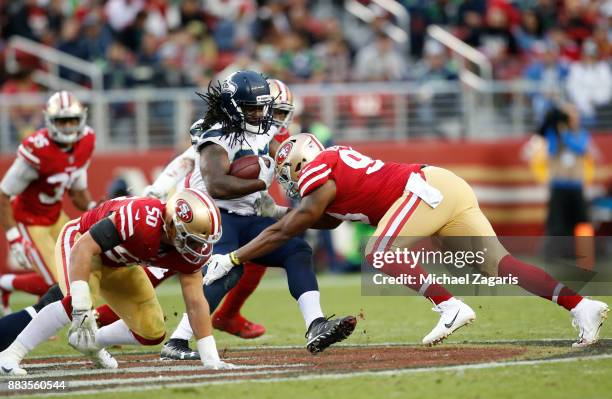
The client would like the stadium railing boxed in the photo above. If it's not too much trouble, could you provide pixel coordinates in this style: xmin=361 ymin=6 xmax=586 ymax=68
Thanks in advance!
xmin=0 ymin=80 xmax=611 ymax=154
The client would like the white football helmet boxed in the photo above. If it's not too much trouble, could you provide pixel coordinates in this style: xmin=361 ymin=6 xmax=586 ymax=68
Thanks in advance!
xmin=268 ymin=79 xmax=295 ymax=133
xmin=165 ymin=188 xmax=222 ymax=264
xmin=43 ymin=91 xmax=88 ymax=144
xmin=274 ymin=133 xmax=325 ymax=198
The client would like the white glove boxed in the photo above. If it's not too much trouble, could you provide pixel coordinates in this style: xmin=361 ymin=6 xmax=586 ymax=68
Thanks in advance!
xmin=257 ymin=156 xmax=275 ymax=189
xmin=143 ymin=185 xmax=165 ymax=200
xmin=203 ymin=254 xmax=234 ymax=286
xmin=255 ymin=192 xmax=288 ymax=219
xmin=197 ymin=336 xmax=237 ymax=370
xmin=67 ymin=281 xmax=98 ymax=353
xmin=6 ymin=227 xmax=32 ymax=270
xmin=68 ymin=308 xmax=98 ymax=353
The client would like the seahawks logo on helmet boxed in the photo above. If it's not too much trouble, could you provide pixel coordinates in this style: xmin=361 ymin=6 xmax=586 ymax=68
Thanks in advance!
xmin=175 ymin=199 xmax=194 ymax=223
xmin=221 ymin=79 xmax=237 ymax=96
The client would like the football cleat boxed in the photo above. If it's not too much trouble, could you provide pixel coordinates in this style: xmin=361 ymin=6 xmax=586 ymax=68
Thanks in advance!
xmin=422 ymin=298 xmax=476 ymax=346
xmin=213 ymin=314 xmax=266 ymax=339
xmin=571 ymin=298 xmax=609 ymax=348
xmin=305 ymin=315 xmax=357 ymax=354
xmin=0 ymin=346 xmax=27 ymax=376
xmin=0 ymin=359 xmax=27 ymax=376
xmin=89 ymin=348 xmax=118 ymax=369
xmin=160 ymin=339 xmax=200 ymax=360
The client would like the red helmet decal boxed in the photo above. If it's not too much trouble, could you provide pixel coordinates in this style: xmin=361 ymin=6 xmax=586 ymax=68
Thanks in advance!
xmin=175 ymin=199 xmax=193 ymax=223
xmin=277 ymin=141 xmax=294 ymax=164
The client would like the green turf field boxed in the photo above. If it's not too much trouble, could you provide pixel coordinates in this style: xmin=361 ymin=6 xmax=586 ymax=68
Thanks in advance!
xmin=7 ymin=271 xmax=612 ymax=399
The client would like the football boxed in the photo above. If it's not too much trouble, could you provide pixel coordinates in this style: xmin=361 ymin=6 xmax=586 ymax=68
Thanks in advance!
xmin=229 ymin=155 xmax=270 ymax=179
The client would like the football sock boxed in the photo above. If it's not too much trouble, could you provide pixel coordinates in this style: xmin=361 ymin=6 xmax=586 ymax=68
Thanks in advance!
xmin=170 ymin=313 xmax=194 ymax=341
xmin=16 ymin=301 xmax=69 ymax=351
xmin=215 ymin=263 xmax=266 ymax=319
xmin=498 ymin=254 xmax=583 ymax=311
xmin=297 ymin=291 xmax=325 ymax=328
xmin=380 ymin=262 xmax=453 ymax=305
xmin=96 ymin=320 xmax=139 ymax=347
xmin=12 ymin=273 xmax=50 ymax=296
xmin=96 ymin=305 xmax=121 ymax=327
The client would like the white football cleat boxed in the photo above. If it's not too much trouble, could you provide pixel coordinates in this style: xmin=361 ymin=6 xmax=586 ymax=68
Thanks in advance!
xmin=89 ymin=348 xmax=118 ymax=369
xmin=422 ymin=297 xmax=476 ymax=346
xmin=0 ymin=356 xmax=27 ymax=376
xmin=571 ymin=298 xmax=609 ymax=348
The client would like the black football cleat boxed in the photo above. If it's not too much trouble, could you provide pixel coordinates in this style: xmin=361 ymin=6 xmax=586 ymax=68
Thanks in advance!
xmin=160 ymin=339 xmax=200 ymax=360
xmin=305 ymin=315 xmax=357 ymax=354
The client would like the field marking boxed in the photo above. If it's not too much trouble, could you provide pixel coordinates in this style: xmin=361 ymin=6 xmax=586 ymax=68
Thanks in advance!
xmin=12 ymin=352 xmax=612 ymax=398
xmin=0 ymin=363 xmax=308 ymax=380
xmin=25 ymin=338 xmax=605 ymax=361
xmin=21 ymin=355 xmax=284 ymax=369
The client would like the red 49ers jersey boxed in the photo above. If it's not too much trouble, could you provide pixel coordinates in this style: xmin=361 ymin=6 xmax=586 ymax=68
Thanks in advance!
xmin=297 ymin=146 xmax=422 ymax=226
xmin=79 ymin=197 xmax=203 ymax=274
xmin=12 ymin=127 xmax=95 ymax=226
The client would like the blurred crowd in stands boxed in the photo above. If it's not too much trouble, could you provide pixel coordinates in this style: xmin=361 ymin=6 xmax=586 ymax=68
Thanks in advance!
xmin=0 ymin=0 xmax=610 ymax=124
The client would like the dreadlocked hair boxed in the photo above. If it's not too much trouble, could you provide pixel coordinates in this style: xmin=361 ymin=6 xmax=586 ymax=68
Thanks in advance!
xmin=195 ymin=81 xmax=246 ymax=147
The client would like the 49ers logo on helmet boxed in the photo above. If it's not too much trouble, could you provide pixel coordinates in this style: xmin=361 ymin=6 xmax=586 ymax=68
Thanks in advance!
xmin=175 ymin=199 xmax=193 ymax=223
xmin=277 ymin=141 xmax=293 ymax=164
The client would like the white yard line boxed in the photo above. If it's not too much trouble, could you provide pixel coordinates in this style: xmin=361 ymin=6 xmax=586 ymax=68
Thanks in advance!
xmin=22 ymin=356 xmax=285 ymax=369
xmin=7 ymin=352 xmax=612 ymax=398
xmin=24 ymin=338 xmax=607 ymax=360
xmin=0 ymin=363 xmax=307 ymax=379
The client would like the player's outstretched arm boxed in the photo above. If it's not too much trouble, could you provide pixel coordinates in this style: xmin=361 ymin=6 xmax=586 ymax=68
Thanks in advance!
xmin=200 ymin=143 xmax=267 ymax=199
xmin=179 ymin=271 xmax=212 ymax=339
xmin=235 ymin=181 xmax=337 ymax=262
xmin=179 ymin=271 xmax=233 ymax=369
xmin=68 ymin=231 xmax=101 ymax=284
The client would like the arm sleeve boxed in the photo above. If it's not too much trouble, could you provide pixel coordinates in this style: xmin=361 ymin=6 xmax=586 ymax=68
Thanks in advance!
xmin=150 ymin=147 xmax=196 ymax=194
xmin=298 ymin=161 xmax=332 ymax=197
xmin=0 ymin=157 xmax=39 ymax=196
xmin=89 ymin=218 xmax=122 ymax=251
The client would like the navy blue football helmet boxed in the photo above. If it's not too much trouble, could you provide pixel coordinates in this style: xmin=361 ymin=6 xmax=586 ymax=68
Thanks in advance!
xmin=220 ymin=70 xmax=273 ymax=135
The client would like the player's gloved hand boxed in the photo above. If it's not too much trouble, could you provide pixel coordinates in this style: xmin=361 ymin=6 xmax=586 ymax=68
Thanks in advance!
xmin=143 ymin=185 xmax=165 ymax=200
xmin=257 ymin=156 xmax=275 ymax=189
xmin=197 ymin=336 xmax=237 ymax=370
xmin=255 ymin=192 xmax=288 ymax=219
xmin=6 ymin=227 xmax=32 ymax=270
xmin=68 ymin=308 xmax=98 ymax=353
xmin=67 ymin=281 xmax=98 ymax=354
xmin=203 ymin=254 xmax=235 ymax=286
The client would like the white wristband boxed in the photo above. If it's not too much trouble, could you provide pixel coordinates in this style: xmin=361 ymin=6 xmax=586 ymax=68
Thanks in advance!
xmin=6 ymin=227 xmax=20 ymax=242
xmin=197 ymin=335 xmax=220 ymax=363
xmin=86 ymin=201 xmax=97 ymax=210
xmin=70 ymin=280 xmax=92 ymax=311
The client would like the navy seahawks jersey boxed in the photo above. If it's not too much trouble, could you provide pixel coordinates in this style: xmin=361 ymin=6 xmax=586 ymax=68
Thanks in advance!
xmin=189 ymin=120 xmax=274 ymax=215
